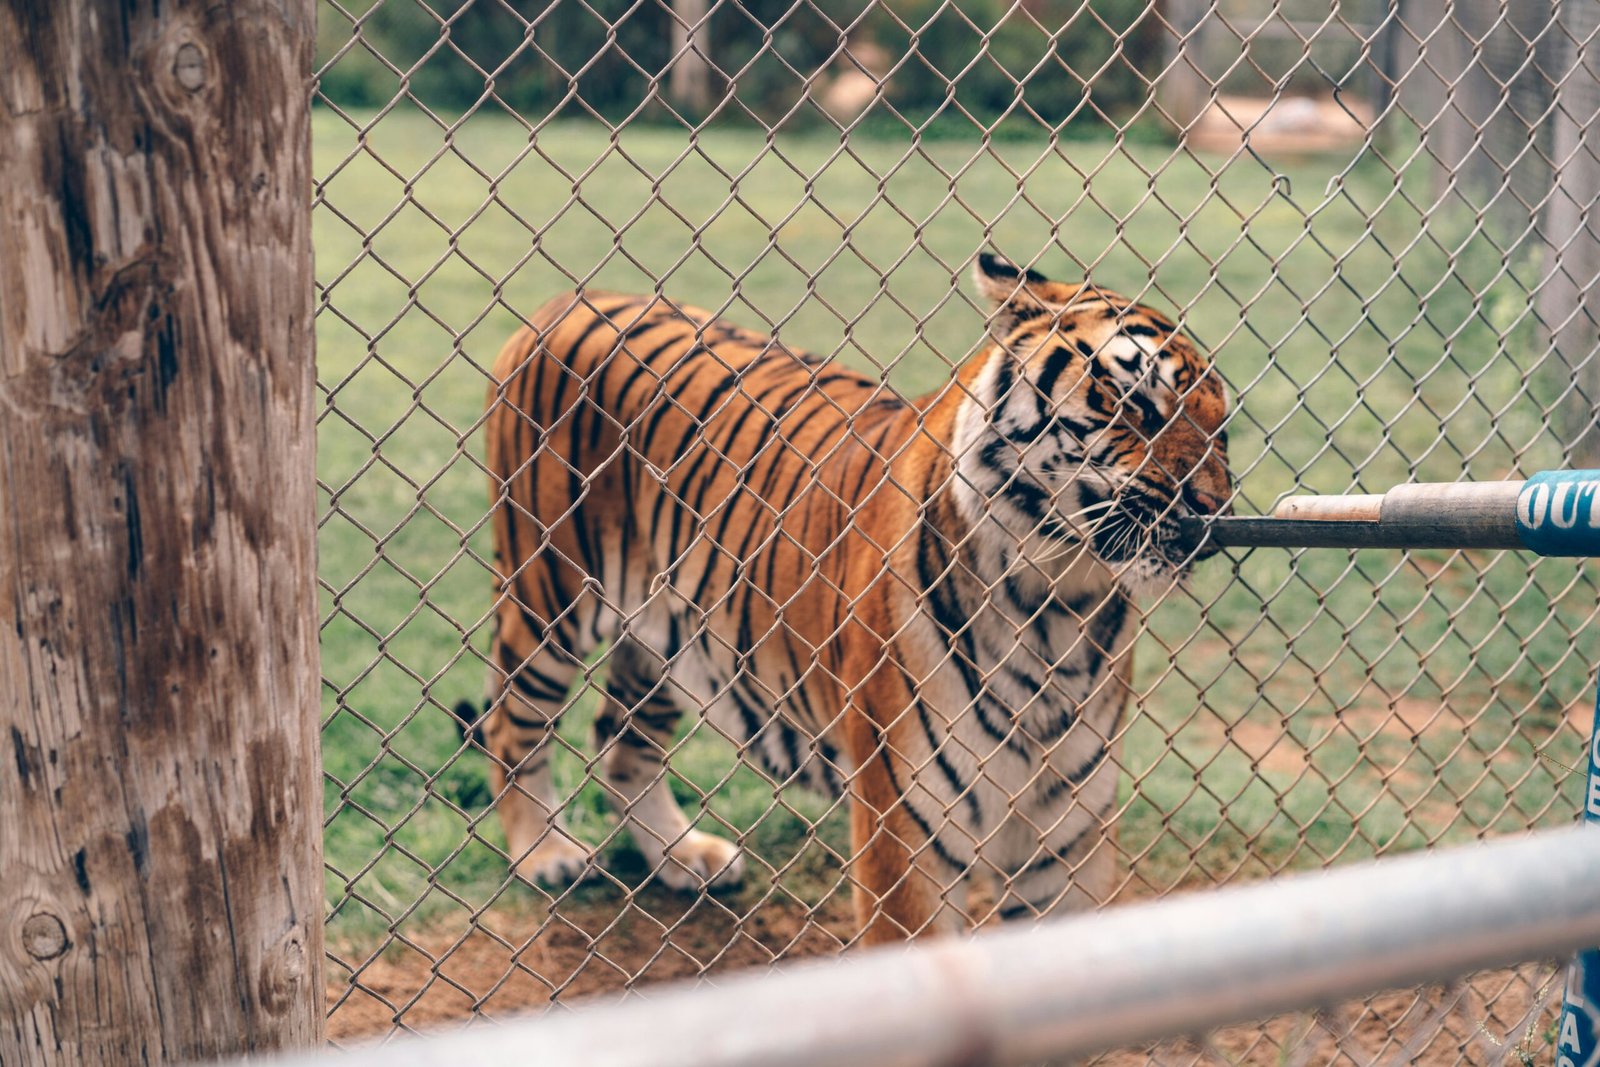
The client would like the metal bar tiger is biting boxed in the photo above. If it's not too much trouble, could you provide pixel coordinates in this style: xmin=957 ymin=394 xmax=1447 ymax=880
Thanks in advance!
xmin=460 ymin=252 xmax=1231 ymax=944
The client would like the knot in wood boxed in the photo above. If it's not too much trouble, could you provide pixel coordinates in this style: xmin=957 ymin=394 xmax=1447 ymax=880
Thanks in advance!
xmin=257 ymin=928 xmax=310 ymax=1014
xmin=21 ymin=913 xmax=68 ymax=961
xmin=173 ymin=43 xmax=207 ymax=92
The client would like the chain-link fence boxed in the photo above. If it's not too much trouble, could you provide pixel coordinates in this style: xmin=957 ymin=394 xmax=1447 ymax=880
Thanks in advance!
xmin=313 ymin=0 xmax=1600 ymax=1061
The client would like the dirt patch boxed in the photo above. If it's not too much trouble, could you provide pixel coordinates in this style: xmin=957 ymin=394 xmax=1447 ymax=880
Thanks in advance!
xmin=327 ymin=887 xmax=1561 ymax=1064
xmin=1227 ymin=716 xmax=1309 ymax=776
xmin=1101 ymin=968 xmax=1560 ymax=1065
xmin=327 ymin=887 xmax=854 ymax=1040
xmin=1568 ymin=696 xmax=1596 ymax=734
xmin=1340 ymin=693 xmax=1479 ymax=739
xmin=1174 ymin=688 xmax=1501 ymax=780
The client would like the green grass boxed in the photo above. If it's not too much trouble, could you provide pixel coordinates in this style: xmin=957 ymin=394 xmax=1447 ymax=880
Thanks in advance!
xmin=315 ymin=106 xmax=1599 ymax=947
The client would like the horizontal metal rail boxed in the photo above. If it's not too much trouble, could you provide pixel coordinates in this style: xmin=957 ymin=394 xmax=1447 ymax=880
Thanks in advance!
xmin=1188 ymin=471 xmax=1600 ymax=555
xmin=260 ymin=826 xmax=1600 ymax=1067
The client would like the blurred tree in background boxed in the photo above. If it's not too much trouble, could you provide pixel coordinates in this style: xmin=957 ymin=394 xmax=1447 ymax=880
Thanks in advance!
xmin=316 ymin=0 xmax=1161 ymax=135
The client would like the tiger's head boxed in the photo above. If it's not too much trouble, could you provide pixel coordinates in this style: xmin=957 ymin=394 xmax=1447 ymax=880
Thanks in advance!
xmin=950 ymin=252 xmax=1232 ymax=596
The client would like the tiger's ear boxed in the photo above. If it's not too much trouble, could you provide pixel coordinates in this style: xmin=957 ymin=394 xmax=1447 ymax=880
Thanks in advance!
xmin=973 ymin=251 xmax=1054 ymax=342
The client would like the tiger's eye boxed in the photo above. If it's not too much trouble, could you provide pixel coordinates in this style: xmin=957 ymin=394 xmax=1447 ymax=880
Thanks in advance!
xmin=1128 ymin=392 xmax=1166 ymax=439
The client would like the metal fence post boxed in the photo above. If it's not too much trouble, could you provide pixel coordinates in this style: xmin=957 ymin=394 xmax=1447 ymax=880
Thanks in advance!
xmin=0 ymin=2 xmax=322 ymax=1061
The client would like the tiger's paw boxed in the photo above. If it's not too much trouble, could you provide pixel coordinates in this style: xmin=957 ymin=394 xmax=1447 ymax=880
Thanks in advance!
xmin=513 ymin=831 xmax=594 ymax=889
xmin=652 ymin=830 xmax=744 ymax=893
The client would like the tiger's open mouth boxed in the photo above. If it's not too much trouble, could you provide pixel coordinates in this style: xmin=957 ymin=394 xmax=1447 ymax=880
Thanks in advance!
xmin=1075 ymin=492 xmax=1222 ymax=590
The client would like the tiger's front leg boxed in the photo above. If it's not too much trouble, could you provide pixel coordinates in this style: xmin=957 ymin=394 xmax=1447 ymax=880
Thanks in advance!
xmin=845 ymin=720 xmax=965 ymax=943
xmin=848 ymin=799 xmax=967 ymax=944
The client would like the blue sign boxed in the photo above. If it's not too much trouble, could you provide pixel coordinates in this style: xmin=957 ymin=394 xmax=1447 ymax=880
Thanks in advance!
xmin=1540 ymin=471 xmax=1600 ymax=1064
xmin=1516 ymin=471 xmax=1600 ymax=557
xmin=1558 ymin=677 xmax=1600 ymax=1067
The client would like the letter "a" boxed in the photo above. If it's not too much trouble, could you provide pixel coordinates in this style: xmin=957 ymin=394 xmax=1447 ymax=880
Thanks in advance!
xmin=1561 ymin=1007 xmax=1582 ymax=1053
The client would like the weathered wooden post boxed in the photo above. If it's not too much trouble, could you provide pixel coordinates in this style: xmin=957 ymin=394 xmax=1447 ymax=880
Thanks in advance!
xmin=0 ymin=2 xmax=322 ymax=1062
xmin=1155 ymin=0 xmax=1211 ymax=132
xmin=669 ymin=0 xmax=713 ymax=114
xmin=1540 ymin=0 xmax=1600 ymax=465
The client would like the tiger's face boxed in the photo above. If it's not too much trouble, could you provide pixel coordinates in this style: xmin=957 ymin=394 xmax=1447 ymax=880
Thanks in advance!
xmin=951 ymin=252 xmax=1232 ymax=595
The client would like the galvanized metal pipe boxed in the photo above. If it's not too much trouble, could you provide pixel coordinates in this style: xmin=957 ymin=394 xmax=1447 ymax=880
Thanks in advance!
xmin=259 ymin=827 xmax=1600 ymax=1067
xmin=1189 ymin=470 xmax=1600 ymax=555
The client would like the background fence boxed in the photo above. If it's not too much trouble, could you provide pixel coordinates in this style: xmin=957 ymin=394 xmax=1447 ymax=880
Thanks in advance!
xmin=312 ymin=1 xmax=1600 ymax=1061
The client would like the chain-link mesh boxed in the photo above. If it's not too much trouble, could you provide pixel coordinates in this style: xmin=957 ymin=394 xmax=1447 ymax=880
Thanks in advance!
xmin=313 ymin=0 xmax=1599 ymax=1060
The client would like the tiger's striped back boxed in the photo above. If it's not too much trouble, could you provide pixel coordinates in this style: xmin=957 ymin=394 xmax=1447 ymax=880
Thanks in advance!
xmin=486 ymin=291 xmax=927 ymax=788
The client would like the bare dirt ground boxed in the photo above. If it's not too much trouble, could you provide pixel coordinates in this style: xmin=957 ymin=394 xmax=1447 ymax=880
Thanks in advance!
xmin=326 ymin=887 xmax=855 ymax=1038
xmin=326 ymin=884 xmax=1560 ymax=1065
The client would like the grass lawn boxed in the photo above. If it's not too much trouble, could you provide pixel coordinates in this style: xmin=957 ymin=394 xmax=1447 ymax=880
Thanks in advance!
xmin=314 ymin=106 xmax=1598 ymax=951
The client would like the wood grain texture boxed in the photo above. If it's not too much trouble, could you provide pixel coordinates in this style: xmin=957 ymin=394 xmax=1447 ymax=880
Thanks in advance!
xmin=1272 ymin=494 xmax=1384 ymax=522
xmin=0 ymin=2 xmax=322 ymax=1062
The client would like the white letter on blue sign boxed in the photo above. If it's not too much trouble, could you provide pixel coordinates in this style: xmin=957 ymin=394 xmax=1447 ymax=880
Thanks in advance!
xmin=1521 ymin=484 xmax=1547 ymax=527
xmin=1553 ymin=484 xmax=1578 ymax=529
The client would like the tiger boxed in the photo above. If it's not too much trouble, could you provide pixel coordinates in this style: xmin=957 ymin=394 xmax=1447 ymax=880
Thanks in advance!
xmin=454 ymin=252 xmax=1231 ymax=944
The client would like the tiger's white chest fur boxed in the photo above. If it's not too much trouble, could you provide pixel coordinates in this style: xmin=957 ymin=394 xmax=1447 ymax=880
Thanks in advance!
xmin=885 ymin=528 xmax=1135 ymax=885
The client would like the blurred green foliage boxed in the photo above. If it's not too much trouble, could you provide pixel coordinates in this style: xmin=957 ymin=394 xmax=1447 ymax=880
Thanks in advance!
xmin=316 ymin=0 xmax=1158 ymax=133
